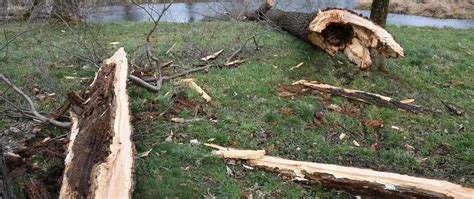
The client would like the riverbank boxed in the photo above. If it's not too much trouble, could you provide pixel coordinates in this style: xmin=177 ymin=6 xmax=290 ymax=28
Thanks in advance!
xmin=1 ymin=21 xmax=473 ymax=197
xmin=357 ymin=0 xmax=474 ymax=19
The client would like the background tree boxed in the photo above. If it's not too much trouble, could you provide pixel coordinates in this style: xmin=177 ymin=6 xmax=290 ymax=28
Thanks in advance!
xmin=369 ymin=0 xmax=390 ymax=71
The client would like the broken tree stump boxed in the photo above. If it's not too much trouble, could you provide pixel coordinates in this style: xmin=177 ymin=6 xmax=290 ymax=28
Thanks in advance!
xmin=60 ymin=48 xmax=134 ymax=199
xmin=294 ymin=80 xmax=431 ymax=114
xmin=206 ymin=144 xmax=474 ymax=198
xmin=246 ymin=0 xmax=404 ymax=69
xmin=0 ymin=145 xmax=15 ymax=199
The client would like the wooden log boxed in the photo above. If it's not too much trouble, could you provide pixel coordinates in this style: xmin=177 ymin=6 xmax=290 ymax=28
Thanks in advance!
xmin=246 ymin=0 xmax=404 ymax=69
xmin=60 ymin=48 xmax=134 ymax=199
xmin=293 ymin=80 xmax=431 ymax=114
xmin=206 ymin=144 xmax=474 ymax=198
xmin=0 ymin=145 xmax=15 ymax=199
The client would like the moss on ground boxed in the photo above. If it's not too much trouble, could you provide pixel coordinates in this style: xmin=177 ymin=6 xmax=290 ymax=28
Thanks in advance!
xmin=0 ymin=21 xmax=473 ymax=198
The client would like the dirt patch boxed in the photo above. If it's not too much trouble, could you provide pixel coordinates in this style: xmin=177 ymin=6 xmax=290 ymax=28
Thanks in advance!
xmin=357 ymin=0 xmax=474 ymax=19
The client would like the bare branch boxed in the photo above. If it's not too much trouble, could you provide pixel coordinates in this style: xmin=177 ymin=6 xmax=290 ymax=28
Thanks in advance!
xmin=0 ymin=73 xmax=71 ymax=128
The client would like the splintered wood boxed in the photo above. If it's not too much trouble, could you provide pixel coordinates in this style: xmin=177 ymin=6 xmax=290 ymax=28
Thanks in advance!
xmin=181 ymin=78 xmax=212 ymax=102
xmin=293 ymin=80 xmax=431 ymax=114
xmin=308 ymin=9 xmax=404 ymax=69
xmin=206 ymin=144 xmax=474 ymax=198
xmin=246 ymin=0 xmax=404 ymax=69
xmin=60 ymin=48 xmax=134 ymax=199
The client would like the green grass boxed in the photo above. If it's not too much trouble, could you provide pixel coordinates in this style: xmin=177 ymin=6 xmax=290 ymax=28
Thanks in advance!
xmin=1 ymin=21 xmax=473 ymax=198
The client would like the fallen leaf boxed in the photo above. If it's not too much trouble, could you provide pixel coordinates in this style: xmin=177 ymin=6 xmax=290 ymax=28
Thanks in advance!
xmin=313 ymin=112 xmax=327 ymax=126
xmin=341 ymin=103 xmax=360 ymax=116
xmin=370 ymin=143 xmax=378 ymax=151
xmin=279 ymin=107 xmax=295 ymax=115
xmin=449 ymin=80 xmax=464 ymax=86
xmin=138 ymin=149 xmax=153 ymax=158
xmin=361 ymin=119 xmax=384 ymax=128
xmin=316 ymin=92 xmax=332 ymax=101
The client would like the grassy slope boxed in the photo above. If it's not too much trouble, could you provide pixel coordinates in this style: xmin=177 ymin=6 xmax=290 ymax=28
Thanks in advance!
xmin=0 ymin=21 xmax=473 ymax=198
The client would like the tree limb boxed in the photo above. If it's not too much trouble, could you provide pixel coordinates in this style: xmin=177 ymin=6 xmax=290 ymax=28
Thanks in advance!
xmin=0 ymin=73 xmax=71 ymax=128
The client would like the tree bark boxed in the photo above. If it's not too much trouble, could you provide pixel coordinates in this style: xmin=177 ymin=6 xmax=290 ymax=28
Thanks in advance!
xmin=28 ymin=0 xmax=81 ymax=22
xmin=207 ymin=144 xmax=474 ymax=198
xmin=0 ymin=145 xmax=15 ymax=199
xmin=1 ymin=0 xmax=9 ymax=21
xmin=60 ymin=48 xmax=134 ymax=199
xmin=23 ymin=178 xmax=50 ymax=199
xmin=246 ymin=0 xmax=404 ymax=70
xmin=370 ymin=0 xmax=390 ymax=26
xmin=370 ymin=0 xmax=390 ymax=70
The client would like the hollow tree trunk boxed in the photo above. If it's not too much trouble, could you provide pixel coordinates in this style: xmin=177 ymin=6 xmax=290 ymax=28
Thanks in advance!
xmin=60 ymin=48 xmax=134 ymax=199
xmin=246 ymin=0 xmax=404 ymax=70
xmin=0 ymin=145 xmax=15 ymax=199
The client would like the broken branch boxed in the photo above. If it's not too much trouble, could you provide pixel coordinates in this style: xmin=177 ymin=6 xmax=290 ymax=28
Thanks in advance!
xmin=206 ymin=144 xmax=474 ymax=198
xmin=181 ymin=78 xmax=211 ymax=102
xmin=294 ymin=80 xmax=431 ymax=114
xmin=0 ymin=73 xmax=71 ymax=128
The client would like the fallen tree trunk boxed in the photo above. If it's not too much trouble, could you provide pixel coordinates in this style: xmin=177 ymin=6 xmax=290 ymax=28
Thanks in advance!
xmin=206 ymin=144 xmax=474 ymax=198
xmin=0 ymin=145 xmax=15 ymax=199
xmin=60 ymin=48 xmax=134 ymax=199
xmin=294 ymin=80 xmax=431 ymax=114
xmin=246 ymin=0 xmax=404 ymax=69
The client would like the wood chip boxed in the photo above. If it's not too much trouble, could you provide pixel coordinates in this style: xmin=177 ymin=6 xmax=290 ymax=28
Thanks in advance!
xmin=352 ymin=140 xmax=360 ymax=147
xmin=400 ymin=99 xmax=415 ymax=104
xmin=201 ymin=49 xmax=224 ymax=61
xmin=339 ymin=133 xmax=346 ymax=140
xmin=138 ymin=149 xmax=153 ymax=158
xmin=225 ymin=60 xmax=245 ymax=66
xmin=181 ymin=79 xmax=212 ymax=102
xmin=289 ymin=62 xmax=304 ymax=70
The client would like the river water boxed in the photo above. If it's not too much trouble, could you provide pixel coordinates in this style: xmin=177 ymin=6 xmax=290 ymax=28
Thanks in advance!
xmin=82 ymin=0 xmax=474 ymax=29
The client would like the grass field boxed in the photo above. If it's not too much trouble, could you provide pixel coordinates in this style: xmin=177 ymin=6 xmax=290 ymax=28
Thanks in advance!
xmin=1 ymin=21 xmax=473 ymax=198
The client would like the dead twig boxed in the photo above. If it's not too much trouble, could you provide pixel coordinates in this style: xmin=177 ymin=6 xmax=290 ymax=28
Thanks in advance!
xmin=0 ymin=73 xmax=71 ymax=128
xmin=225 ymin=34 xmax=257 ymax=63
